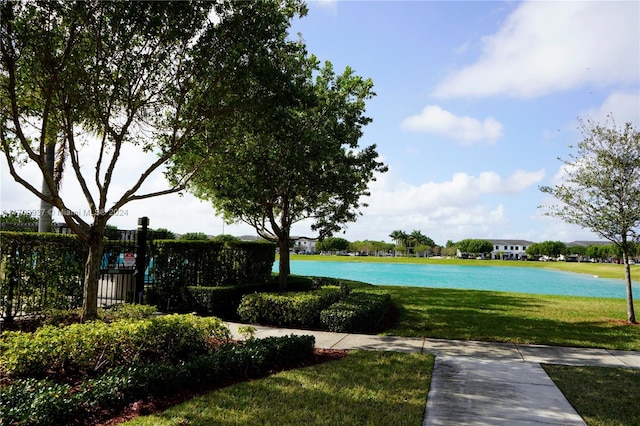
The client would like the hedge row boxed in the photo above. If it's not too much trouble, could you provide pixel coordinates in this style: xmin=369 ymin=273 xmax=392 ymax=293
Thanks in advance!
xmin=184 ymin=283 xmax=272 ymax=319
xmin=0 ymin=231 xmax=276 ymax=320
xmin=0 ymin=314 xmax=230 ymax=378
xmin=237 ymin=287 xmax=343 ymax=328
xmin=320 ymin=290 xmax=392 ymax=333
xmin=0 ymin=335 xmax=315 ymax=426
xmin=237 ymin=286 xmax=392 ymax=333
xmin=180 ymin=276 xmax=337 ymax=319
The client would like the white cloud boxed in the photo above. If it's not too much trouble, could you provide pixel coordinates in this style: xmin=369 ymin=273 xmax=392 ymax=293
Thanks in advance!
xmin=366 ymin=168 xmax=544 ymax=216
xmin=581 ymin=92 xmax=640 ymax=127
xmin=433 ymin=1 xmax=640 ymax=99
xmin=401 ymin=105 xmax=503 ymax=144
xmin=339 ymin=168 xmax=546 ymax=243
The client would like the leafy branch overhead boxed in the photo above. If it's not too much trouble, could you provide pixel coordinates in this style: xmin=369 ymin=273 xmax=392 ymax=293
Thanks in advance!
xmin=0 ymin=0 xmax=310 ymax=319
xmin=169 ymin=25 xmax=387 ymax=291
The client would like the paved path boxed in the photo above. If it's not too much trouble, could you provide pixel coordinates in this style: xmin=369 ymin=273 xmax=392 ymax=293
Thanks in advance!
xmin=226 ymin=322 xmax=640 ymax=425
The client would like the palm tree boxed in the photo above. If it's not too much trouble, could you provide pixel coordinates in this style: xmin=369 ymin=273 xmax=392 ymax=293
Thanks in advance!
xmin=408 ymin=230 xmax=424 ymax=256
xmin=389 ymin=230 xmax=409 ymax=256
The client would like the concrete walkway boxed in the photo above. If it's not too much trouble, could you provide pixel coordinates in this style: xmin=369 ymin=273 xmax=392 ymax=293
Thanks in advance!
xmin=225 ymin=322 xmax=640 ymax=426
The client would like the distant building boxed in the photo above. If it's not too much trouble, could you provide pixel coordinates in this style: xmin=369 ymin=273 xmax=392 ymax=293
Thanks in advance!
xmin=488 ymin=239 xmax=534 ymax=260
xmin=292 ymin=236 xmax=317 ymax=254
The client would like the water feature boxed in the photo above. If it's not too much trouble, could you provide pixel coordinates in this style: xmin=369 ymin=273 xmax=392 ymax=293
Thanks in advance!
xmin=276 ymin=260 xmax=638 ymax=299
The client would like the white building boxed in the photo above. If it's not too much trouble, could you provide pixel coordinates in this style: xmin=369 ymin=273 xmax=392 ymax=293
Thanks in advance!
xmin=488 ymin=239 xmax=534 ymax=260
xmin=292 ymin=236 xmax=317 ymax=254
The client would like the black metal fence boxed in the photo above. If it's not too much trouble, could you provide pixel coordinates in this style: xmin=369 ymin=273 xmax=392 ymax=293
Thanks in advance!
xmin=0 ymin=220 xmax=153 ymax=321
xmin=1 ymin=219 xmax=275 ymax=322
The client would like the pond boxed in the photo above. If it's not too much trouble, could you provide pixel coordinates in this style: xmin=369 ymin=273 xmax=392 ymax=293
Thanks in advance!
xmin=277 ymin=260 xmax=639 ymax=299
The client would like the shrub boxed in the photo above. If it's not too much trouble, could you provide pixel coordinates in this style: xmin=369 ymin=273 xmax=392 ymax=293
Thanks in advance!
xmin=185 ymin=283 xmax=269 ymax=319
xmin=0 ymin=335 xmax=315 ymax=426
xmin=237 ymin=287 xmax=342 ymax=328
xmin=98 ymin=303 xmax=157 ymax=322
xmin=0 ymin=378 xmax=76 ymax=426
xmin=320 ymin=290 xmax=391 ymax=333
xmin=0 ymin=314 xmax=230 ymax=378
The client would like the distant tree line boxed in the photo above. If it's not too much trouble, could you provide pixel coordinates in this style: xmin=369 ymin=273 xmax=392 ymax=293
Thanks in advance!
xmin=526 ymin=240 xmax=637 ymax=262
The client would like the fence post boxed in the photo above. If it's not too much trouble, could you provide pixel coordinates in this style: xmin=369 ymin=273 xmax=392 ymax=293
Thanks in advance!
xmin=135 ymin=217 xmax=149 ymax=304
xmin=3 ymin=241 xmax=18 ymax=322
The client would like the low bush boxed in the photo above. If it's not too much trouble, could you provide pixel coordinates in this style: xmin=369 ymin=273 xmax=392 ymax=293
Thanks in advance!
xmin=98 ymin=303 xmax=157 ymax=322
xmin=0 ymin=335 xmax=315 ymax=426
xmin=237 ymin=287 xmax=343 ymax=328
xmin=185 ymin=283 xmax=269 ymax=319
xmin=320 ymin=290 xmax=391 ymax=333
xmin=0 ymin=314 xmax=230 ymax=378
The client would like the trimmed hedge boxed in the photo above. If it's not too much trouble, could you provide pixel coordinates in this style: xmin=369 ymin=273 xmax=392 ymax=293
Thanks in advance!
xmin=0 ymin=334 xmax=315 ymax=426
xmin=185 ymin=283 xmax=270 ymax=319
xmin=320 ymin=290 xmax=391 ymax=333
xmin=0 ymin=314 xmax=230 ymax=378
xmin=238 ymin=287 xmax=343 ymax=328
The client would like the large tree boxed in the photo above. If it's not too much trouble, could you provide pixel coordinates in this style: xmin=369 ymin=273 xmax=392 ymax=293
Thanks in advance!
xmin=540 ymin=117 xmax=640 ymax=323
xmin=170 ymin=32 xmax=386 ymax=291
xmin=1 ymin=0 xmax=304 ymax=320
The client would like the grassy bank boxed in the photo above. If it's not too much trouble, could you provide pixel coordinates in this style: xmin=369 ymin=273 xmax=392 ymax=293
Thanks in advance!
xmin=380 ymin=286 xmax=640 ymax=350
xmin=289 ymin=254 xmax=639 ymax=280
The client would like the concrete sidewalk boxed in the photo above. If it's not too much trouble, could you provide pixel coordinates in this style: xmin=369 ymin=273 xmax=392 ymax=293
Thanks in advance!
xmin=226 ymin=322 xmax=640 ymax=425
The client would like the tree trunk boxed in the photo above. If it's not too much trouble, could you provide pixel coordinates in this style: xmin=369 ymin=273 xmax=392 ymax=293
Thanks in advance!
xmin=278 ymin=238 xmax=290 ymax=292
xmin=38 ymin=144 xmax=55 ymax=233
xmin=623 ymin=253 xmax=637 ymax=324
xmin=81 ymin=229 xmax=105 ymax=322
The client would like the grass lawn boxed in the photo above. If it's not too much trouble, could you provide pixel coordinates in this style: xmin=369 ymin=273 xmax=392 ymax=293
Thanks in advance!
xmin=123 ymin=351 xmax=434 ymax=426
xmin=381 ymin=286 xmax=640 ymax=350
xmin=543 ymin=364 xmax=640 ymax=426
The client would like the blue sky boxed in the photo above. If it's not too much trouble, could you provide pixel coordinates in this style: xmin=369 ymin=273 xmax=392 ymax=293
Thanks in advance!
xmin=1 ymin=0 xmax=639 ymax=246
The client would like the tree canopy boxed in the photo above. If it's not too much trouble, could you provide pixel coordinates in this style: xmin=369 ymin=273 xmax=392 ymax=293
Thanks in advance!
xmin=540 ymin=117 xmax=640 ymax=323
xmin=316 ymin=237 xmax=350 ymax=253
xmin=526 ymin=241 xmax=567 ymax=258
xmin=456 ymin=239 xmax=494 ymax=257
xmin=1 ymin=0 xmax=307 ymax=318
xmin=170 ymin=19 xmax=386 ymax=290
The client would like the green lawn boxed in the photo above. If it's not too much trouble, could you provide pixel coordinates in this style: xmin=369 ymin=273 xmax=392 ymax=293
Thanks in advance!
xmin=544 ymin=364 xmax=640 ymax=426
xmin=124 ymin=351 xmax=434 ymax=426
xmin=381 ymin=286 xmax=640 ymax=350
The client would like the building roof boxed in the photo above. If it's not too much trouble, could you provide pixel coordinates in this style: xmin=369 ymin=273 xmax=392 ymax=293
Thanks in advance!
xmin=487 ymin=239 xmax=535 ymax=246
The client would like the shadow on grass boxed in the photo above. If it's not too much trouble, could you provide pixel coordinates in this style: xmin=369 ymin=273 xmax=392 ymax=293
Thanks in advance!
xmin=381 ymin=286 xmax=640 ymax=351
xmin=124 ymin=351 xmax=435 ymax=426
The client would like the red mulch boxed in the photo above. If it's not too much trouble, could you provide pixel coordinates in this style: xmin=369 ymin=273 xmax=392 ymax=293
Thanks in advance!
xmin=94 ymin=348 xmax=348 ymax=426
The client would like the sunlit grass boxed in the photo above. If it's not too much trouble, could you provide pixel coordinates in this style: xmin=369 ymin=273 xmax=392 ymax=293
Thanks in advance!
xmin=123 ymin=351 xmax=434 ymax=426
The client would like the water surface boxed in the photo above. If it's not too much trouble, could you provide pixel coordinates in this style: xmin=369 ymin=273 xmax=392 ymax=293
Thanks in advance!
xmin=278 ymin=260 xmax=637 ymax=299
